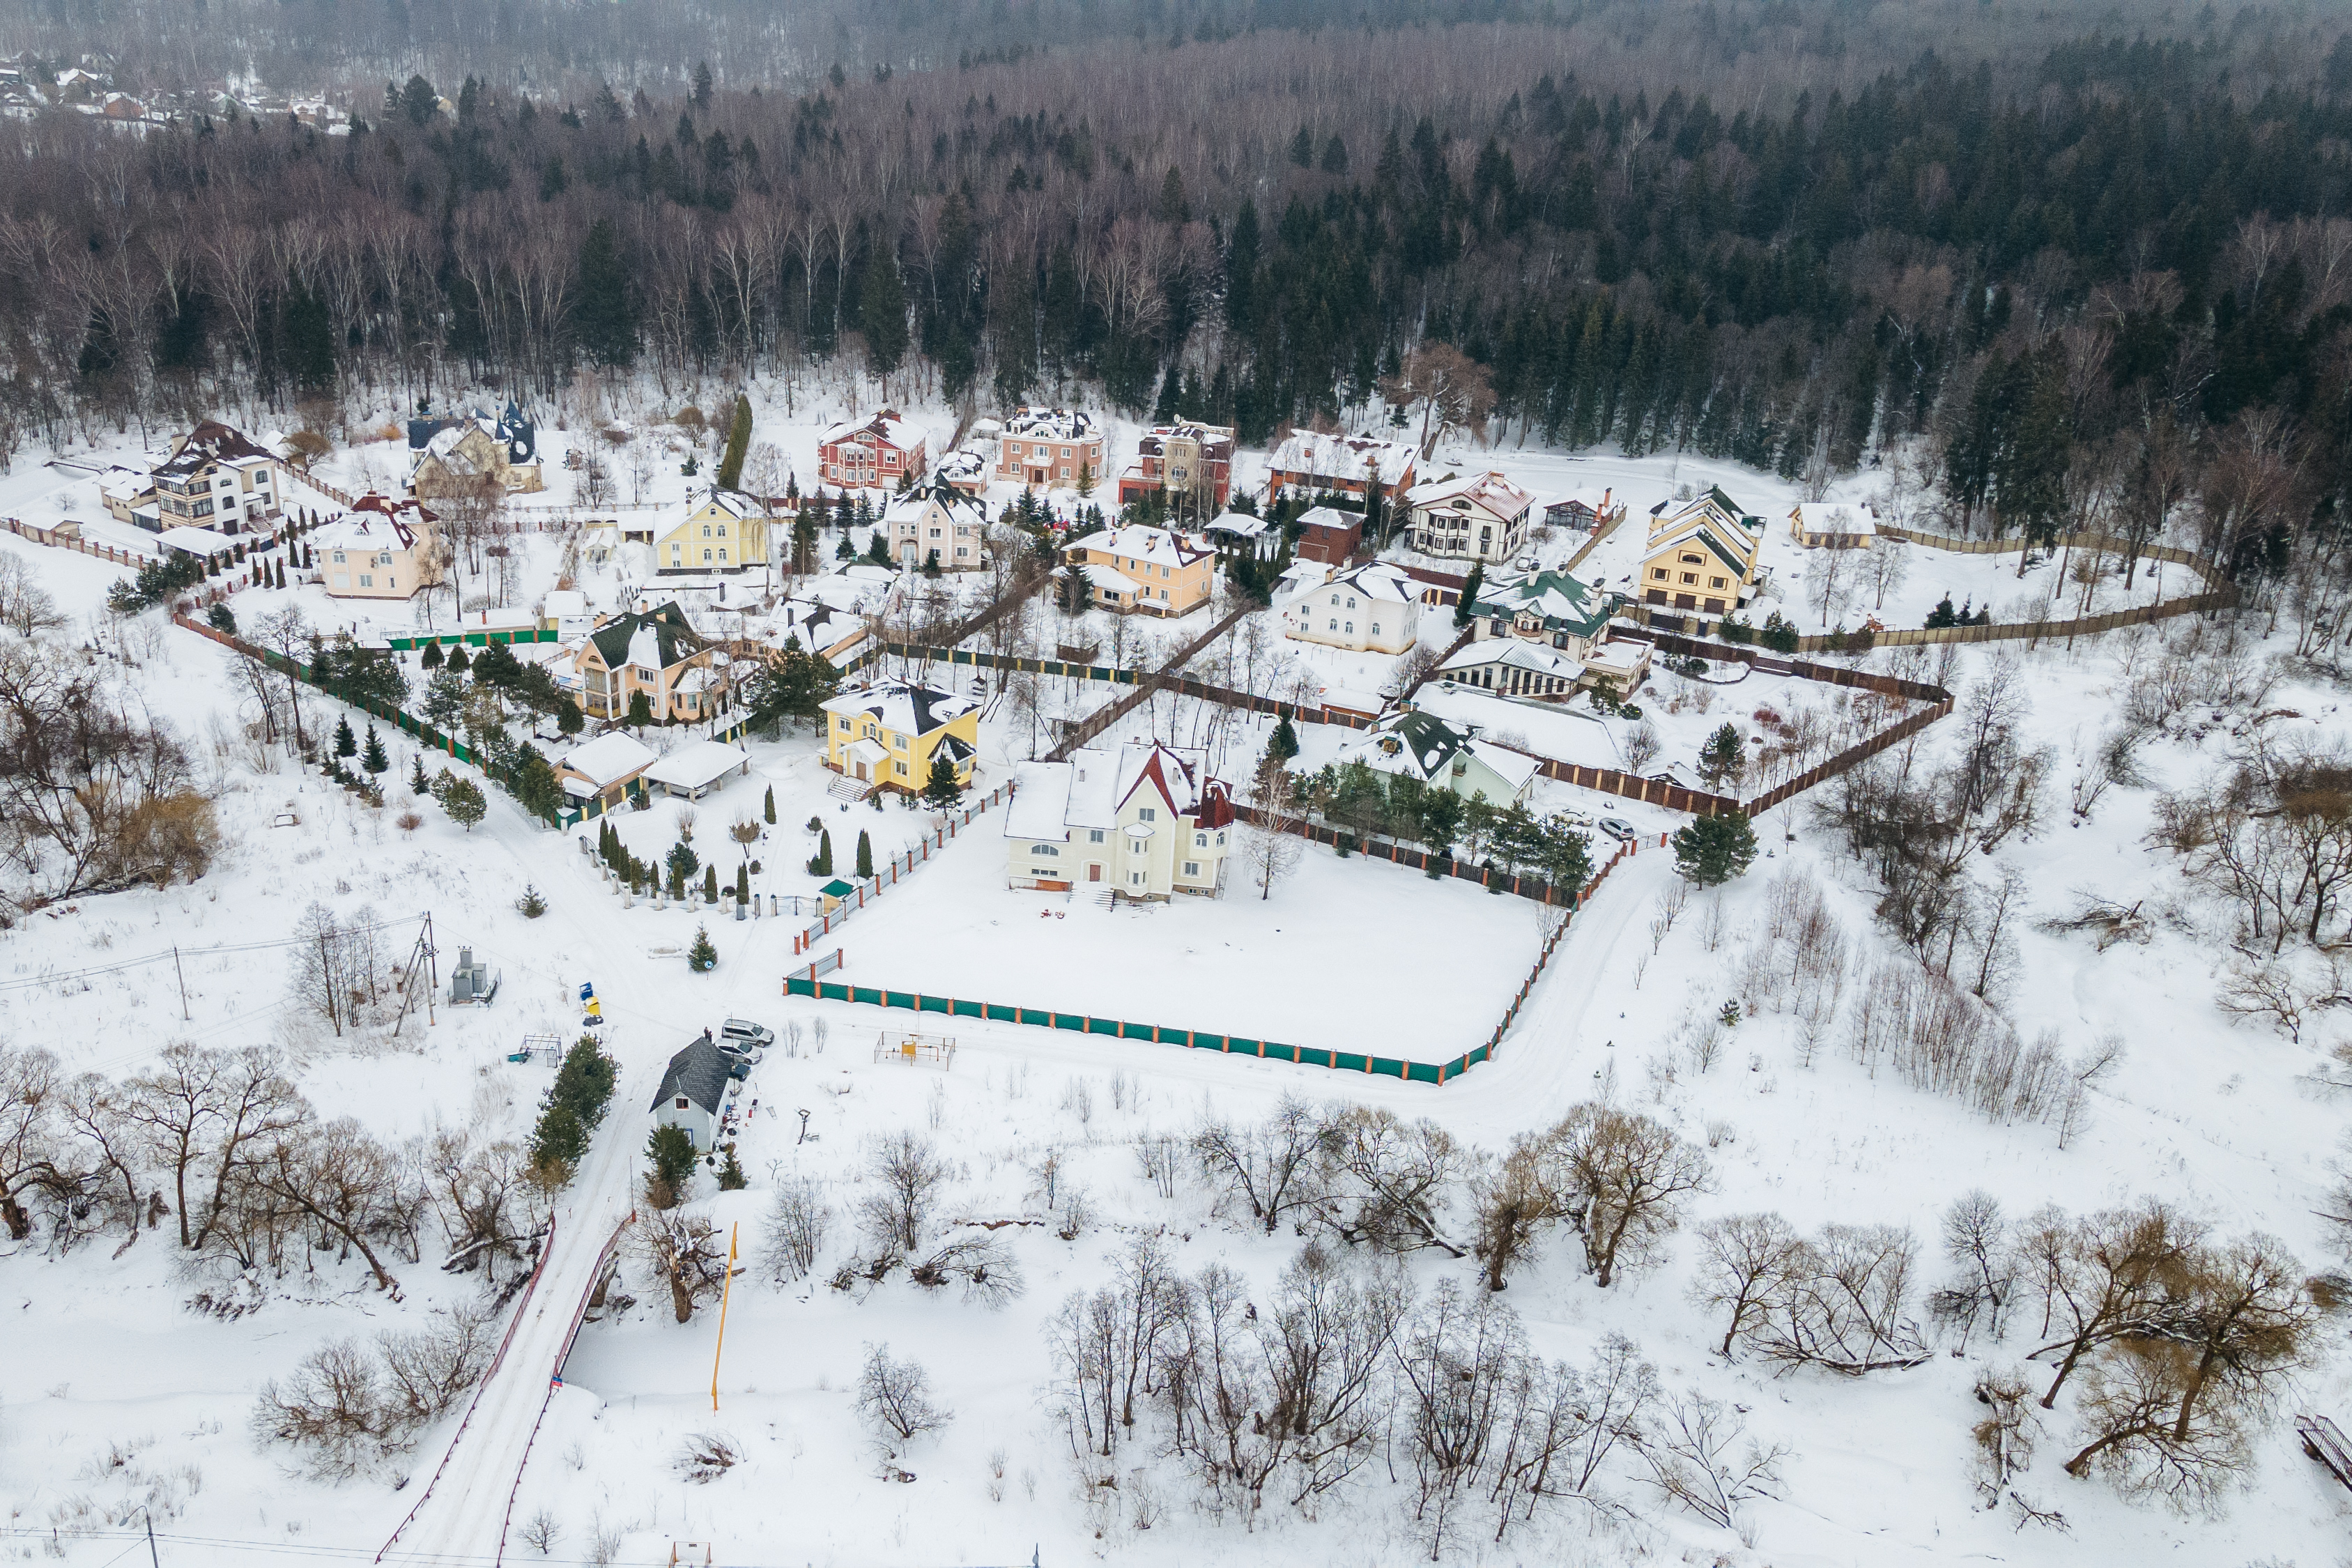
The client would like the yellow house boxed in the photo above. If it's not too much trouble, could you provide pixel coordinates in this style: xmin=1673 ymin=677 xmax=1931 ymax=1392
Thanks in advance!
xmin=314 ymin=493 xmax=443 ymax=600
xmin=1061 ymin=523 xmax=1216 ymax=617
xmin=818 ymin=677 xmax=983 ymax=792
xmin=1639 ymin=485 xmax=1765 ymax=616
xmin=570 ymin=600 xmax=731 ymax=723
xmin=654 ymin=488 xmax=771 ymax=577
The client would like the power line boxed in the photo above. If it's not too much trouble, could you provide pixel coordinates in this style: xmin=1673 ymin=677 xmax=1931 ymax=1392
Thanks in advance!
xmin=0 ymin=913 xmax=426 ymax=994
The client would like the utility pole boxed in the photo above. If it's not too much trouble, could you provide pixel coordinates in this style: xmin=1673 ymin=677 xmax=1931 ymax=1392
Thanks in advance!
xmin=171 ymin=946 xmax=189 ymax=1022
xmin=710 ymin=1222 xmax=739 ymax=1412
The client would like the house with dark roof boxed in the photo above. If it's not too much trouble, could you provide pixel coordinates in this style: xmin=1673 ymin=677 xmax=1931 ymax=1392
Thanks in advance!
xmin=1332 ymin=710 xmax=1537 ymax=808
xmin=569 ymin=601 xmax=730 ymax=724
xmin=817 ymin=677 xmax=982 ymax=793
xmin=1004 ymin=740 xmax=1236 ymax=898
xmin=147 ymin=420 xmax=284 ymax=534
xmin=652 ymin=1036 xmax=732 ymax=1149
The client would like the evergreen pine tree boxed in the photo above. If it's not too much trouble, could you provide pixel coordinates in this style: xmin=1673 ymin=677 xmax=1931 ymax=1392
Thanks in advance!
xmin=445 ymin=640 xmax=470 ymax=674
xmin=1673 ymin=812 xmax=1759 ymax=887
xmin=859 ymin=245 xmax=908 ymax=374
xmin=1696 ymin=723 xmax=1746 ymax=790
xmin=735 ymin=861 xmax=749 ymax=904
xmin=360 ymin=723 xmax=388 ymax=776
xmin=334 ymin=716 xmax=357 ymax=758
xmin=1454 ymin=560 xmax=1485 ymax=627
xmin=557 ymin=702 xmax=584 ymax=735
xmin=809 ymin=829 xmax=833 ymax=877
xmin=626 ymin=689 xmax=655 ymax=727
xmin=575 ymin=217 xmax=636 ymax=367
xmin=855 ymin=829 xmax=873 ymax=878
xmin=717 ymin=1146 xmax=746 ymax=1190
xmin=703 ymin=865 xmax=719 ymax=903
xmin=410 ymin=754 xmax=430 ymax=794
xmin=688 ymin=924 xmax=717 ymax=972
xmin=420 ymin=638 xmax=443 ymax=669
xmin=1270 ymin=714 xmax=1300 ymax=766
xmin=763 ymin=785 xmax=776 ymax=824
xmin=923 ymin=753 xmax=964 ymax=808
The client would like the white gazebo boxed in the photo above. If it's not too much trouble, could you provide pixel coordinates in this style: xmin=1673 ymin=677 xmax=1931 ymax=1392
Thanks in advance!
xmin=642 ymin=740 xmax=753 ymax=801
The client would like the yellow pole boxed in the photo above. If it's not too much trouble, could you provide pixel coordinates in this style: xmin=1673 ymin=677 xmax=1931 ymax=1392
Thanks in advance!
xmin=711 ymin=1221 xmax=739 ymax=1412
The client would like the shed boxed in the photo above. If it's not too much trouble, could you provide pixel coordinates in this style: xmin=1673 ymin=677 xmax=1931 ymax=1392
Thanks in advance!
xmin=555 ymin=731 xmax=658 ymax=808
xmin=642 ymin=740 xmax=753 ymax=800
xmin=651 ymin=1036 xmax=731 ymax=1150
xmin=1294 ymin=506 xmax=1365 ymax=566
xmin=819 ymin=878 xmax=857 ymax=913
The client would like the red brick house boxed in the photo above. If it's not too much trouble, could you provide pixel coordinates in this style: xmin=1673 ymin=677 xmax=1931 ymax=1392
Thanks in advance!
xmin=817 ymin=410 xmax=925 ymax=491
xmin=1118 ymin=422 xmax=1235 ymax=512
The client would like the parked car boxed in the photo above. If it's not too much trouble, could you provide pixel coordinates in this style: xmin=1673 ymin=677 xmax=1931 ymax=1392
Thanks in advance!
xmin=1555 ymin=809 xmax=1594 ymax=829
xmin=1597 ymin=817 xmax=1636 ymax=842
xmin=721 ymin=1017 xmax=775 ymax=1050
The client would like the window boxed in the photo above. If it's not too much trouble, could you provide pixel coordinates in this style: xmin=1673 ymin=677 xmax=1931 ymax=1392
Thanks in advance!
xmin=836 ymin=716 xmax=851 ymax=731
xmin=1089 ymin=829 xmax=1105 ymax=843
xmin=359 ymin=574 xmax=374 ymax=587
xmin=1328 ymin=620 xmax=1339 ymax=631
xmin=718 ymin=549 xmax=728 ymax=562
xmin=1681 ymin=572 xmax=1696 ymax=585
xmin=1709 ymin=576 xmax=1725 ymax=589
xmin=1371 ymin=623 xmax=1381 ymax=636
xmin=332 ymin=551 xmax=346 ymax=564
xmin=1183 ymin=861 xmax=1200 ymax=877
xmin=1216 ymin=832 xmax=1226 ymax=845
xmin=677 ymin=1096 xmax=689 ymax=1111
xmin=1681 ymin=553 xmax=1702 ymax=565
xmin=1344 ymin=622 xmax=1354 ymax=633
xmin=1346 ymin=597 xmax=1357 ymax=609
xmin=1130 ymin=870 xmax=1145 ymax=886
xmin=895 ymin=760 xmax=909 ymax=776
xmin=716 ymin=525 xmax=727 ymax=537
xmin=1031 ymin=843 xmax=1060 ymax=856
xmin=1138 ymin=808 xmax=1156 ymax=822
xmin=702 ymin=525 xmax=712 ymax=537
xmin=1194 ymin=832 xmax=1207 ymax=847
xmin=705 ymin=550 xmax=714 ymax=562
xmin=1651 ymin=567 xmax=1669 ymax=579
xmin=893 ymin=733 xmax=907 ymax=750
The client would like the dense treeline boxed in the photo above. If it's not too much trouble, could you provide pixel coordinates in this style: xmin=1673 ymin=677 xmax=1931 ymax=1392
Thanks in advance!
xmin=4 ymin=21 xmax=2352 ymax=581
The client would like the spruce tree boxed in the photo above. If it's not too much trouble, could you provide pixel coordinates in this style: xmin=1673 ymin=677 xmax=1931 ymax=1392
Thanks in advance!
xmin=687 ymin=924 xmax=717 ymax=973
xmin=361 ymin=723 xmax=389 ymax=776
xmin=1696 ymin=723 xmax=1747 ymax=790
xmin=923 ymin=753 xmax=964 ymax=808
xmin=1455 ymin=560 xmax=1484 ymax=627
xmin=1673 ymin=812 xmax=1759 ymax=887
xmin=420 ymin=638 xmax=444 ymax=669
xmin=763 ymin=785 xmax=776 ymax=824
xmin=334 ymin=716 xmax=357 ymax=758
xmin=859 ymin=246 xmax=908 ymax=375
xmin=1269 ymin=714 xmax=1300 ymax=766
xmin=575 ymin=217 xmax=636 ymax=367
xmin=735 ymin=861 xmax=750 ymax=904
xmin=441 ymin=776 xmax=487 ymax=831
xmin=626 ymin=689 xmax=655 ymax=727
xmin=855 ymin=829 xmax=873 ymax=878
xmin=445 ymin=640 xmax=471 ymax=674
xmin=410 ymin=754 xmax=431 ymax=794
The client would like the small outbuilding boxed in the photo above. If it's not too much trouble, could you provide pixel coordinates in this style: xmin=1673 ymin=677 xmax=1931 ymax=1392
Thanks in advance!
xmin=652 ymin=1036 xmax=732 ymax=1150
xmin=642 ymin=740 xmax=753 ymax=801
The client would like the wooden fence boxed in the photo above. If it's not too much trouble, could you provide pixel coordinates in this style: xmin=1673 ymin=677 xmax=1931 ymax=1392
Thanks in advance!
xmin=1046 ymin=599 xmax=1259 ymax=761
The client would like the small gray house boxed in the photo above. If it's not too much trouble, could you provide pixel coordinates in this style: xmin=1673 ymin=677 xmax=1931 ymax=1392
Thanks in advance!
xmin=652 ymin=1037 xmax=730 ymax=1150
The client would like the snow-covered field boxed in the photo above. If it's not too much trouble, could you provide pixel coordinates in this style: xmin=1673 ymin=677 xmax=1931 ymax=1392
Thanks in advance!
xmin=8 ymin=397 xmax=2352 ymax=1568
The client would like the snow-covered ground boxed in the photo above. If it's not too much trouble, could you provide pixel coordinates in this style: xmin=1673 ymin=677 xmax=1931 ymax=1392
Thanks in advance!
xmin=10 ymin=402 xmax=2352 ymax=1568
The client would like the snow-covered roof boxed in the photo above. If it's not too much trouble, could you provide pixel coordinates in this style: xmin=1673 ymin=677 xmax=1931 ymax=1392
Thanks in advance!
xmin=1407 ymin=469 xmax=1533 ymax=521
xmin=1064 ymin=523 xmax=1213 ymax=571
xmin=1317 ymin=561 xmax=1417 ymax=606
xmin=1001 ymin=406 xmax=1102 ymax=443
xmin=1294 ymin=505 xmax=1365 ymax=538
xmin=1470 ymin=568 xmax=1614 ymax=640
xmin=1337 ymin=710 xmax=1538 ymax=794
xmin=936 ymin=447 xmax=991 ymax=484
xmin=1790 ymin=502 xmax=1877 ymax=538
xmin=820 ymin=408 xmax=922 ymax=453
xmin=1439 ymin=638 xmax=1584 ymax=679
xmin=1008 ymin=741 xmax=1234 ymax=842
xmin=819 ymin=677 xmax=978 ymax=738
xmin=153 ymin=525 xmax=231 ymax=556
xmin=643 ymin=740 xmax=750 ymax=791
xmin=314 ymin=495 xmax=431 ymax=554
xmin=1267 ymin=431 xmax=1416 ymax=488
xmin=151 ymin=420 xmax=275 ymax=482
xmin=543 ymin=590 xmax=588 ymax=620
xmin=884 ymin=484 xmax=985 ymax=526
xmin=1205 ymin=510 xmax=1271 ymax=539
xmin=558 ymin=731 xmax=657 ymax=787
xmin=1077 ymin=562 xmax=1139 ymax=596
xmin=1545 ymin=485 xmax=1619 ymax=518
xmin=97 ymin=465 xmax=152 ymax=502
xmin=798 ymin=564 xmax=897 ymax=614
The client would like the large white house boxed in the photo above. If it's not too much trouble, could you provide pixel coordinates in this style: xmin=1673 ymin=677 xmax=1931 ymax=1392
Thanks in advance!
xmin=1004 ymin=740 xmax=1237 ymax=899
xmin=1332 ymin=710 xmax=1537 ymax=807
xmin=886 ymin=478 xmax=991 ymax=570
xmin=1404 ymin=470 xmax=1535 ymax=564
xmin=1281 ymin=560 xmax=1421 ymax=655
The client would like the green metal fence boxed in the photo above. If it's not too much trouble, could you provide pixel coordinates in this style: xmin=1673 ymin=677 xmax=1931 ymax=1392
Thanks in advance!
xmin=384 ymin=628 xmax=562 ymax=651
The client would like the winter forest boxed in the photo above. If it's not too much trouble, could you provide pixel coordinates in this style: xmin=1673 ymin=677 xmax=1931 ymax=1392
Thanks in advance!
xmin=7 ymin=1 xmax=2352 ymax=1566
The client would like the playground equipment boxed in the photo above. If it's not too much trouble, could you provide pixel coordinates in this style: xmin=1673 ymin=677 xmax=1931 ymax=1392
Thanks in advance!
xmin=872 ymin=1029 xmax=957 ymax=1070
xmin=508 ymin=1031 xmax=561 ymax=1065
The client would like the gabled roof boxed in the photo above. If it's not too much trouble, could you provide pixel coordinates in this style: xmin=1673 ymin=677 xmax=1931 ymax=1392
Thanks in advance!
xmin=1337 ymin=710 xmax=1538 ymax=795
xmin=652 ymin=1038 xmax=730 ymax=1116
xmin=643 ymin=740 xmax=749 ymax=791
xmin=1011 ymin=741 xmax=1234 ymax=840
xmin=587 ymin=601 xmax=702 ymax=673
xmin=1406 ymin=470 xmax=1533 ymax=521
xmin=1065 ymin=524 xmax=1213 ymax=570
xmin=1267 ymin=431 xmax=1417 ymax=488
xmin=1470 ymin=567 xmax=1615 ymax=640
xmin=820 ymin=408 xmax=922 ymax=453
xmin=316 ymin=493 xmax=433 ymax=553
xmin=884 ymin=478 xmax=985 ymax=525
xmin=152 ymin=420 xmax=275 ymax=481
xmin=1304 ymin=560 xmax=1417 ymax=606
xmin=558 ymin=731 xmax=657 ymax=787
xmin=1295 ymin=505 xmax=1365 ymax=537
xmin=1135 ymin=421 xmax=1235 ymax=459
xmin=818 ymin=677 xmax=978 ymax=738
xmin=1647 ymin=521 xmax=1754 ymax=580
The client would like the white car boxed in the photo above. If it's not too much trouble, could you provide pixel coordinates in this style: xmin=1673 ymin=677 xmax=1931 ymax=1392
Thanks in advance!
xmin=1597 ymin=817 xmax=1637 ymax=842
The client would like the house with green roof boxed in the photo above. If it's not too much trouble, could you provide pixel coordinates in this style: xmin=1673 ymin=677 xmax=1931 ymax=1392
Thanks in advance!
xmin=569 ymin=600 xmax=731 ymax=723
xmin=1332 ymin=709 xmax=1537 ymax=807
